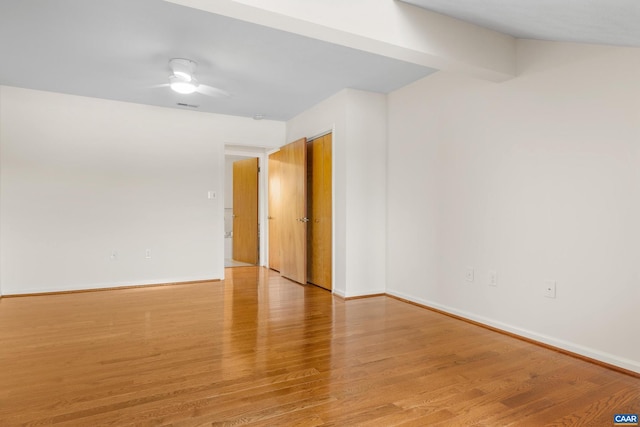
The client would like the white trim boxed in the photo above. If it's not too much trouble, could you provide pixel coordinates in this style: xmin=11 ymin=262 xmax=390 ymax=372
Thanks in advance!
xmin=332 ymin=288 xmax=346 ymax=298
xmin=2 ymin=276 xmax=222 ymax=296
xmin=386 ymin=289 xmax=640 ymax=375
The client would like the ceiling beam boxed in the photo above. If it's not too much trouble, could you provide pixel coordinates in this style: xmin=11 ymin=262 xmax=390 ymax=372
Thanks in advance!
xmin=165 ymin=0 xmax=516 ymax=82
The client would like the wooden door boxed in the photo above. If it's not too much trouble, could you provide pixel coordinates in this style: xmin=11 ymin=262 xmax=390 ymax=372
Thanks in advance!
xmin=279 ymin=138 xmax=307 ymax=284
xmin=307 ymin=134 xmax=332 ymax=290
xmin=268 ymin=150 xmax=282 ymax=271
xmin=232 ymin=158 xmax=259 ymax=264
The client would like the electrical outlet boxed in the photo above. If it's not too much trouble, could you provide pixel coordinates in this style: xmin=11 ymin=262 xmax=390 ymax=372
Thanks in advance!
xmin=489 ymin=270 xmax=497 ymax=287
xmin=145 ymin=249 xmax=152 ymax=259
xmin=544 ymin=280 xmax=556 ymax=298
xmin=466 ymin=268 xmax=474 ymax=282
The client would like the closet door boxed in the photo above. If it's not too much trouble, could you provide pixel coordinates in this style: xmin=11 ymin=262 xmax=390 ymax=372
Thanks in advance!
xmin=307 ymin=134 xmax=332 ymax=290
xmin=268 ymin=150 xmax=282 ymax=271
xmin=279 ymin=138 xmax=307 ymax=284
xmin=232 ymin=158 xmax=259 ymax=264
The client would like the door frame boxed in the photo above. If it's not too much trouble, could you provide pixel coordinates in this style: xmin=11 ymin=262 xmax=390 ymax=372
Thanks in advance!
xmin=224 ymin=146 xmax=268 ymax=269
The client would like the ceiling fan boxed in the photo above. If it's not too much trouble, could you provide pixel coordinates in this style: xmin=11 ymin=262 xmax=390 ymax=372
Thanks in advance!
xmin=161 ymin=58 xmax=229 ymax=97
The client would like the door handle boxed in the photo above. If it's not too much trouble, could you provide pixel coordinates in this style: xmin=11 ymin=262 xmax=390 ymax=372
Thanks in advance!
xmin=297 ymin=217 xmax=310 ymax=223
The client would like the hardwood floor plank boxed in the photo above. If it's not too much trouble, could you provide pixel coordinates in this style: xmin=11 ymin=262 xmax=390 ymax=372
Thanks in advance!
xmin=0 ymin=266 xmax=637 ymax=426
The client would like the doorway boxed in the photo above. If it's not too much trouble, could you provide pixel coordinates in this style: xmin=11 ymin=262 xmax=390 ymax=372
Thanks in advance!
xmin=225 ymin=154 xmax=259 ymax=267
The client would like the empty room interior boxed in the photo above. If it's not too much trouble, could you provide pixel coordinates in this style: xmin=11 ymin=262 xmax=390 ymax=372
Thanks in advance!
xmin=0 ymin=0 xmax=639 ymax=425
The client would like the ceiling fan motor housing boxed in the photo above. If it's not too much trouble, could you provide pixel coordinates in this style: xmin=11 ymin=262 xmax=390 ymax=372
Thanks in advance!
xmin=169 ymin=58 xmax=197 ymax=81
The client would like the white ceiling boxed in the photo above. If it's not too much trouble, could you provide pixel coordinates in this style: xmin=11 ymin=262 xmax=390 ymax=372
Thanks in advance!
xmin=402 ymin=0 xmax=640 ymax=48
xmin=0 ymin=0 xmax=436 ymax=121
xmin=3 ymin=1 xmax=639 ymax=122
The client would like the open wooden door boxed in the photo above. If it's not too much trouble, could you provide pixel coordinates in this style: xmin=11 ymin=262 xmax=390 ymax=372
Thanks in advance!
xmin=268 ymin=150 xmax=282 ymax=271
xmin=279 ymin=138 xmax=307 ymax=284
xmin=232 ymin=157 xmax=259 ymax=265
xmin=307 ymin=134 xmax=332 ymax=290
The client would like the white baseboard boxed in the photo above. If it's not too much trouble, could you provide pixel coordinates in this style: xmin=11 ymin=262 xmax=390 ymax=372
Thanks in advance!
xmin=333 ymin=290 xmax=386 ymax=299
xmin=3 ymin=276 xmax=220 ymax=296
xmin=332 ymin=289 xmax=347 ymax=298
xmin=386 ymin=289 xmax=640 ymax=375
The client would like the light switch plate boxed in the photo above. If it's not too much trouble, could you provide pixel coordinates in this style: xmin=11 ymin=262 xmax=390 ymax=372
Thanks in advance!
xmin=466 ymin=268 xmax=474 ymax=282
xmin=489 ymin=270 xmax=497 ymax=287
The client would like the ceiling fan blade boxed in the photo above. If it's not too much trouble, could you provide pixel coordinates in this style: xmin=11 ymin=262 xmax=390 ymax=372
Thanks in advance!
xmin=197 ymin=84 xmax=230 ymax=98
xmin=149 ymin=83 xmax=170 ymax=89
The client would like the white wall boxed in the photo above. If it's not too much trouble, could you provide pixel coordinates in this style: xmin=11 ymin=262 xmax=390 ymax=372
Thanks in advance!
xmin=0 ymin=86 xmax=284 ymax=294
xmin=344 ymin=90 xmax=388 ymax=296
xmin=287 ymin=89 xmax=387 ymax=297
xmin=387 ymin=40 xmax=640 ymax=373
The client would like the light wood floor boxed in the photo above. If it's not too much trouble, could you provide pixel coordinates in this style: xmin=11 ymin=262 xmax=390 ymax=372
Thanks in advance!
xmin=0 ymin=267 xmax=637 ymax=426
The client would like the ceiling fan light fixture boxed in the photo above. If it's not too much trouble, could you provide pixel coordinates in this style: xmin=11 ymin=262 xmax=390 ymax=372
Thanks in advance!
xmin=173 ymin=71 xmax=192 ymax=82
xmin=170 ymin=75 xmax=198 ymax=94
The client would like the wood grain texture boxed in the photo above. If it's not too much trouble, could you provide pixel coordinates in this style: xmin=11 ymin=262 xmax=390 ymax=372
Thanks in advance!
xmin=320 ymin=134 xmax=332 ymax=290
xmin=280 ymin=138 xmax=307 ymax=284
xmin=268 ymin=150 xmax=282 ymax=272
xmin=307 ymin=134 xmax=332 ymax=290
xmin=232 ymin=157 xmax=259 ymax=264
xmin=0 ymin=266 xmax=637 ymax=426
